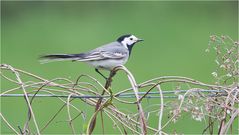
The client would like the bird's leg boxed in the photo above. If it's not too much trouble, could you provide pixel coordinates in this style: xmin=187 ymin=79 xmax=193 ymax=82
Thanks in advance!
xmin=95 ymin=69 xmax=107 ymax=80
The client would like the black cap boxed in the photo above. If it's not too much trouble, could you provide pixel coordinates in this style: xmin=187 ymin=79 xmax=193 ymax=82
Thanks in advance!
xmin=116 ymin=34 xmax=132 ymax=42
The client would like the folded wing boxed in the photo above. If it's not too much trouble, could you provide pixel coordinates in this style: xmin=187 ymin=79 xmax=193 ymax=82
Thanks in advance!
xmin=75 ymin=51 xmax=127 ymax=62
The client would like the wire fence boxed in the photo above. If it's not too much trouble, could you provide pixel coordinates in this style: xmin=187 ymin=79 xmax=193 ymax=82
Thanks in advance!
xmin=0 ymin=89 xmax=227 ymax=99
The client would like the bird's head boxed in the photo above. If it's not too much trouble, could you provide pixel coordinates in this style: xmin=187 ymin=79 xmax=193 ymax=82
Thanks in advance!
xmin=117 ymin=34 xmax=143 ymax=49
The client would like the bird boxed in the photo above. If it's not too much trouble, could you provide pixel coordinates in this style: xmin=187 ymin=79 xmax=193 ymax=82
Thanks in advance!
xmin=40 ymin=34 xmax=143 ymax=79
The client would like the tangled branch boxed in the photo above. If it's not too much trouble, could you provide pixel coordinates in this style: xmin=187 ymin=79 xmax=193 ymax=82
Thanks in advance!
xmin=1 ymin=35 xmax=238 ymax=134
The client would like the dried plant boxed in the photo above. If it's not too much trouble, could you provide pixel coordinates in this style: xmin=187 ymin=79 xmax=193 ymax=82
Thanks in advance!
xmin=1 ymin=35 xmax=238 ymax=135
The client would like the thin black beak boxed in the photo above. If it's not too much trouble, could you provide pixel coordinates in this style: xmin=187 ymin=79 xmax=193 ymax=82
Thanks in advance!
xmin=137 ymin=39 xmax=144 ymax=42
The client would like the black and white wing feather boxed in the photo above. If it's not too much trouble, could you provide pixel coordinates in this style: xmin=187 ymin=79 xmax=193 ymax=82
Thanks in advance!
xmin=74 ymin=50 xmax=127 ymax=62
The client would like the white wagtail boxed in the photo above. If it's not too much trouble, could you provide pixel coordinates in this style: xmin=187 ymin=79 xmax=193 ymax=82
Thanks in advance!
xmin=40 ymin=34 xmax=143 ymax=79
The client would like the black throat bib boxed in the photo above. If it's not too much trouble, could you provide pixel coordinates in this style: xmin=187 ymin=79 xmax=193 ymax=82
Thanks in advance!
xmin=127 ymin=43 xmax=135 ymax=57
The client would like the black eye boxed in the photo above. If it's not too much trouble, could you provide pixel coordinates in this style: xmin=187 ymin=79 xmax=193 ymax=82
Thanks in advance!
xmin=130 ymin=38 xmax=133 ymax=40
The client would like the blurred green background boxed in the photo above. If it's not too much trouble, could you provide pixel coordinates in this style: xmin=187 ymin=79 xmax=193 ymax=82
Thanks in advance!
xmin=1 ymin=1 xmax=238 ymax=134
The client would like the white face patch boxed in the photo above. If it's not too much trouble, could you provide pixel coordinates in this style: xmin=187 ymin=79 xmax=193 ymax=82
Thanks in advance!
xmin=121 ymin=35 xmax=139 ymax=49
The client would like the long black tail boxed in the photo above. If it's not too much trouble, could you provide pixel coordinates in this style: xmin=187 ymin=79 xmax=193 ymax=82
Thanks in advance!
xmin=39 ymin=53 xmax=84 ymax=63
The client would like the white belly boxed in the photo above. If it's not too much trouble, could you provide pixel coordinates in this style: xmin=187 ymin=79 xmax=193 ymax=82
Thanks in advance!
xmin=85 ymin=58 xmax=128 ymax=70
